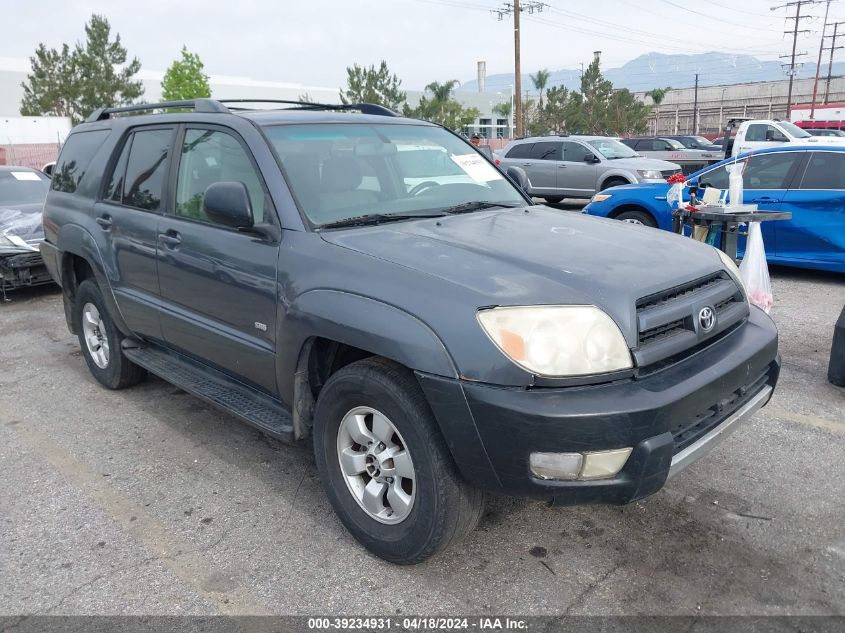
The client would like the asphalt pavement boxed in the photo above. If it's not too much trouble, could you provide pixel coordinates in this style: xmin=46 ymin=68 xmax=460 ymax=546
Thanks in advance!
xmin=1 ymin=265 xmax=843 ymax=616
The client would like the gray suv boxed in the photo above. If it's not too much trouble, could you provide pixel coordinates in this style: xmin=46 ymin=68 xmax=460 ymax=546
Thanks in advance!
xmin=41 ymin=99 xmax=778 ymax=564
xmin=497 ymin=135 xmax=681 ymax=203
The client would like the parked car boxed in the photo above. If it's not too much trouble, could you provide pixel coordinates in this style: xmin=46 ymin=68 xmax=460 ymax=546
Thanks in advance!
xmin=621 ymin=137 xmax=722 ymax=174
xmin=41 ymin=99 xmax=780 ymax=563
xmin=496 ymin=135 xmax=681 ymax=203
xmin=664 ymin=135 xmax=723 ymax=151
xmin=806 ymin=129 xmax=845 ymax=137
xmin=731 ymin=119 xmax=845 ymax=156
xmin=0 ymin=165 xmax=53 ymax=295
xmin=582 ymin=145 xmax=845 ymax=274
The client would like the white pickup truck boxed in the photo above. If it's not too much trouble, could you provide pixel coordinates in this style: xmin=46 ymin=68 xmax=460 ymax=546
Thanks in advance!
xmin=731 ymin=119 xmax=845 ymax=156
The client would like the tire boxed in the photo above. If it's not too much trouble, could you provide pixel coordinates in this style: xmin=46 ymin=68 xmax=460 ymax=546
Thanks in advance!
xmin=614 ymin=209 xmax=657 ymax=228
xmin=600 ymin=177 xmax=630 ymax=191
xmin=313 ymin=357 xmax=485 ymax=564
xmin=75 ymin=279 xmax=146 ymax=390
xmin=543 ymin=196 xmax=564 ymax=204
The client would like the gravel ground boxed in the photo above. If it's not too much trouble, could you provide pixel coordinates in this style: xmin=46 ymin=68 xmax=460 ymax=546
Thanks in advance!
xmin=0 ymin=265 xmax=843 ymax=617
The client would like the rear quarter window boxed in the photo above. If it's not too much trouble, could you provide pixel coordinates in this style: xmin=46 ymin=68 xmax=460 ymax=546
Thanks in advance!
xmin=505 ymin=143 xmax=534 ymax=159
xmin=51 ymin=130 xmax=111 ymax=194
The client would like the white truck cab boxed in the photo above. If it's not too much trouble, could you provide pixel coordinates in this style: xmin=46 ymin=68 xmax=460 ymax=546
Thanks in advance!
xmin=732 ymin=119 xmax=845 ymax=155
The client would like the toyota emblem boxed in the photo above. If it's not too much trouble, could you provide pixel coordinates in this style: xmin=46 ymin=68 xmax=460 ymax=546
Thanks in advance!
xmin=698 ymin=306 xmax=716 ymax=332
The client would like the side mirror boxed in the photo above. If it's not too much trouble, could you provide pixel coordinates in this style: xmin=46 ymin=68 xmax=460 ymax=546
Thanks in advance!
xmin=584 ymin=153 xmax=599 ymax=163
xmin=41 ymin=162 xmax=55 ymax=177
xmin=202 ymin=181 xmax=254 ymax=229
xmin=687 ymin=177 xmax=700 ymax=187
xmin=506 ymin=166 xmax=530 ymax=194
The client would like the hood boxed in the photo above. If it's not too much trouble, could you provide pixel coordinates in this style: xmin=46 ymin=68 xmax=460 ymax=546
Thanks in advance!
xmin=0 ymin=204 xmax=44 ymax=254
xmin=605 ymin=156 xmax=680 ymax=171
xmin=321 ymin=206 xmax=723 ymax=345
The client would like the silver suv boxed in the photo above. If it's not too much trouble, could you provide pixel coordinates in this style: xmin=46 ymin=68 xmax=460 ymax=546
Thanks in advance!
xmin=497 ymin=135 xmax=681 ymax=204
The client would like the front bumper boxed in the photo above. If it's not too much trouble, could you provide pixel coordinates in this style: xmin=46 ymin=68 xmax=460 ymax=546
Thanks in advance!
xmin=418 ymin=307 xmax=779 ymax=505
xmin=0 ymin=250 xmax=53 ymax=290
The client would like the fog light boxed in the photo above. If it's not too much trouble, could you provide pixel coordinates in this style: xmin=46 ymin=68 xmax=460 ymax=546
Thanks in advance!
xmin=530 ymin=452 xmax=582 ymax=480
xmin=580 ymin=448 xmax=633 ymax=480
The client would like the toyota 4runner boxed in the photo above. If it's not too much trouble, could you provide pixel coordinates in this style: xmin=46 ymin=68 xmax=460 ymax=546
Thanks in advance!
xmin=41 ymin=99 xmax=780 ymax=564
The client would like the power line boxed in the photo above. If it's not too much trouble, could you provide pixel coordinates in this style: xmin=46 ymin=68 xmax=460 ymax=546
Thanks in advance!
xmin=824 ymin=20 xmax=845 ymax=100
xmin=810 ymin=0 xmax=832 ymax=117
xmin=492 ymin=1 xmax=547 ymax=137
xmin=773 ymin=0 xmax=821 ymax=116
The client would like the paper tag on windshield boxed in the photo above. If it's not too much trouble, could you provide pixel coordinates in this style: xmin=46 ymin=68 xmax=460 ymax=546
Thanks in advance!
xmin=450 ymin=154 xmax=503 ymax=183
xmin=11 ymin=171 xmax=41 ymax=181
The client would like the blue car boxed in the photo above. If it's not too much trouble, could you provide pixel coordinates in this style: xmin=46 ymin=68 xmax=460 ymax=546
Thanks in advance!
xmin=582 ymin=145 xmax=845 ymax=274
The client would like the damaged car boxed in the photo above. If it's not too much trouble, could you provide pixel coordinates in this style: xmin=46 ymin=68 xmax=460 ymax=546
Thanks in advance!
xmin=0 ymin=166 xmax=53 ymax=296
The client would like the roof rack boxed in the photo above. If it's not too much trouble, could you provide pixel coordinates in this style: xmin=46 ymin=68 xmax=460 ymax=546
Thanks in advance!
xmin=216 ymin=99 xmax=398 ymax=117
xmin=86 ymin=98 xmax=398 ymax=123
xmin=86 ymin=99 xmax=228 ymax=122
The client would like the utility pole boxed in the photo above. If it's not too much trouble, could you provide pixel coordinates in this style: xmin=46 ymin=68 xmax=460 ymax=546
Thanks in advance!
xmin=692 ymin=73 xmax=699 ymax=134
xmin=493 ymin=1 xmax=546 ymax=137
xmin=773 ymin=0 xmax=817 ymax=118
xmin=810 ymin=0 xmax=831 ymax=118
xmin=824 ymin=21 xmax=845 ymax=103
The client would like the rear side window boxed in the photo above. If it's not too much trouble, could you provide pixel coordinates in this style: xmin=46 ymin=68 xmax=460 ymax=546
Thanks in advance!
xmin=505 ymin=143 xmax=534 ymax=159
xmin=121 ymin=128 xmax=174 ymax=211
xmin=798 ymin=152 xmax=845 ymax=189
xmin=51 ymin=130 xmax=110 ymax=194
xmin=746 ymin=124 xmax=786 ymax=143
xmin=529 ymin=142 xmax=561 ymax=161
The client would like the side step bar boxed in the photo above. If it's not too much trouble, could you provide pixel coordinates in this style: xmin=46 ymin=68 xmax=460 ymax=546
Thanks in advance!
xmin=123 ymin=344 xmax=295 ymax=442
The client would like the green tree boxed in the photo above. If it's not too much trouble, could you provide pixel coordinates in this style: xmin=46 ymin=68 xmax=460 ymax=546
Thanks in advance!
xmin=340 ymin=61 xmax=406 ymax=111
xmin=492 ymin=101 xmax=512 ymax=119
xmin=403 ymin=80 xmax=479 ymax=131
xmin=645 ymin=86 xmax=671 ymax=134
xmin=161 ymin=46 xmax=211 ymax=102
xmin=529 ymin=68 xmax=551 ymax=109
xmin=20 ymin=14 xmax=143 ymax=123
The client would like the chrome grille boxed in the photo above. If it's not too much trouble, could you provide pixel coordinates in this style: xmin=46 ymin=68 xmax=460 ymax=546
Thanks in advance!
xmin=634 ymin=272 xmax=748 ymax=372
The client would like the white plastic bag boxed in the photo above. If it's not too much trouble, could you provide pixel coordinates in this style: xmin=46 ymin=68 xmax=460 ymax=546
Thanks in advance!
xmin=666 ymin=182 xmax=684 ymax=209
xmin=725 ymin=162 xmax=744 ymax=206
xmin=739 ymin=222 xmax=774 ymax=313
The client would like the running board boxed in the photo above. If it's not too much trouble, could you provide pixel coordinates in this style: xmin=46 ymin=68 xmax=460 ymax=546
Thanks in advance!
xmin=123 ymin=344 xmax=294 ymax=442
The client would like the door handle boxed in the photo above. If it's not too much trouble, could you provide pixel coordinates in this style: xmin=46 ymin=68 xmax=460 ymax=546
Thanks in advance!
xmin=557 ymin=164 xmax=567 ymax=168
xmin=522 ymin=162 xmax=532 ymax=166
xmin=158 ymin=231 xmax=182 ymax=247
xmin=95 ymin=215 xmax=112 ymax=230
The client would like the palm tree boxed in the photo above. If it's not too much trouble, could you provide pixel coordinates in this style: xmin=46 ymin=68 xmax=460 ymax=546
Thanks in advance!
xmin=425 ymin=80 xmax=460 ymax=121
xmin=530 ymin=69 xmax=551 ymax=109
xmin=645 ymin=86 xmax=671 ymax=135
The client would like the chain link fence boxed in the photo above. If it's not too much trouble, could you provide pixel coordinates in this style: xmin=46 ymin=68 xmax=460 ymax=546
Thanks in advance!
xmin=0 ymin=142 xmax=62 ymax=170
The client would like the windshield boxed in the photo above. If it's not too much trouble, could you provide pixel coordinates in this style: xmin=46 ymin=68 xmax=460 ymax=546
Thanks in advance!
xmin=586 ymin=138 xmax=638 ymax=159
xmin=0 ymin=170 xmax=50 ymax=206
xmin=692 ymin=136 xmax=713 ymax=146
xmin=263 ymin=123 xmax=525 ymax=227
xmin=664 ymin=139 xmax=687 ymax=150
xmin=779 ymin=121 xmax=812 ymax=138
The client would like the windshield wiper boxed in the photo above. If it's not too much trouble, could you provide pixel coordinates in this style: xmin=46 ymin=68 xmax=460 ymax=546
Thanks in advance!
xmin=437 ymin=201 xmax=522 ymax=215
xmin=317 ymin=212 xmax=447 ymax=229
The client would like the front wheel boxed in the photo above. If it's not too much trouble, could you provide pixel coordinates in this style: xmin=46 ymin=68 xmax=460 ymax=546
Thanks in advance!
xmin=313 ymin=357 xmax=485 ymax=564
xmin=615 ymin=209 xmax=657 ymax=227
xmin=600 ymin=177 xmax=630 ymax=191
xmin=543 ymin=196 xmax=564 ymax=204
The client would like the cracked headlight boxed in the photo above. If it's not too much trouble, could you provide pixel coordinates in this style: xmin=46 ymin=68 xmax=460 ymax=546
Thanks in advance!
xmin=477 ymin=305 xmax=633 ymax=377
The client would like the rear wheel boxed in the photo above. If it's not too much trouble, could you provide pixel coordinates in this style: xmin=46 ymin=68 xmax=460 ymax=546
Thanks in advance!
xmin=75 ymin=279 xmax=146 ymax=389
xmin=614 ymin=209 xmax=657 ymax=227
xmin=543 ymin=196 xmax=564 ymax=204
xmin=313 ymin=357 xmax=485 ymax=564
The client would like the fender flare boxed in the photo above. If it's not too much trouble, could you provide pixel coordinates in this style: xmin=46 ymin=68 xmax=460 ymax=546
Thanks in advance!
xmin=599 ymin=169 xmax=635 ymax=190
xmin=55 ymin=223 xmax=131 ymax=336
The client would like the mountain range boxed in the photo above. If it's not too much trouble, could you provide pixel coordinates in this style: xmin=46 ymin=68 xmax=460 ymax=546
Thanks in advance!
xmin=459 ymin=52 xmax=845 ymax=94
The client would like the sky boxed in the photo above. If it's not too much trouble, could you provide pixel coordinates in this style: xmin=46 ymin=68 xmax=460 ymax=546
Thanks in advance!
xmin=2 ymin=0 xmax=843 ymax=90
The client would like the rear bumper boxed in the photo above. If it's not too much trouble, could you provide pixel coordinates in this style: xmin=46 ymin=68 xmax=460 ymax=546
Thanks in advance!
xmin=418 ymin=307 xmax=779 ymax=505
